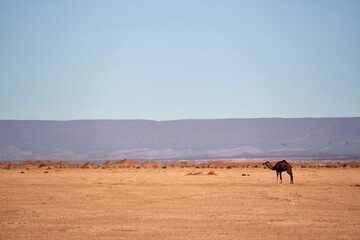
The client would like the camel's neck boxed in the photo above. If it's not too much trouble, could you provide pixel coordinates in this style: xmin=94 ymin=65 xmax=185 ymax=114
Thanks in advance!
xmin=264 ymin=162 xmax=275 ymax=170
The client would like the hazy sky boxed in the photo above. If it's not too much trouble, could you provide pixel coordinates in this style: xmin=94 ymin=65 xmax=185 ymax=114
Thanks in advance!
xmin=1 ymin=0 xmax=359 ymax=120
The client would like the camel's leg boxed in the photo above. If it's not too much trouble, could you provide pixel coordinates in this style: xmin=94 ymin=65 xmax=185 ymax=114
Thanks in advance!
xmin=276 ymin=171 xmax=279 ymax=183
xmin=279 ymin=172 xmax=282 ymax=184
xmin=287 ymin=168 xmax=293 ymax=184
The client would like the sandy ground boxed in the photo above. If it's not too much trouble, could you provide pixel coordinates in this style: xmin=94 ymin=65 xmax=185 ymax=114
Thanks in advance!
xmin=1 ymin=167 xmax=359 ymax=240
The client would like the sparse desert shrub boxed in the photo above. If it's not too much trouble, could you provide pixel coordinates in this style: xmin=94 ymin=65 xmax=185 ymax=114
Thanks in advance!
xmin=227 ymin=166 xmax=232 ymax=169
xmin=44 ymin=171 xmax=49 ymax=173
xmin=241 ymin=173 xmax=246 ymax=176
xmin=207 ymin=170 xmax=217 ymax=175
xmin=20 ymin=171 xmax=25 ymax=174
xmin=39 ymin=164 xmax=47 ymax=168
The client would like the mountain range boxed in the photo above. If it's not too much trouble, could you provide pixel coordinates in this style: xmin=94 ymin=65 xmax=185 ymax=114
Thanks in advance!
xmin=0 ymin=118 xmax=359 ymax=161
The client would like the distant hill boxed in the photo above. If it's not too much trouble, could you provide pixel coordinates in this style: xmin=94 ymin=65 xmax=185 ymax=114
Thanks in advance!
xmin=0 ymin=118 xmax=359 ymax=161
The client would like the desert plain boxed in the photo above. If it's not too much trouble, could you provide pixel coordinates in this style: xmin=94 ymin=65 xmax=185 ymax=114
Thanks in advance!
xmin=1 ymin=161 xmax=360 ymax=240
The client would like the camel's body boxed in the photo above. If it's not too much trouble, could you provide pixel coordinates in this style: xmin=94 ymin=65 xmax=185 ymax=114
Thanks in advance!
xmin=263 ymin=160 xmax=293 ymax=184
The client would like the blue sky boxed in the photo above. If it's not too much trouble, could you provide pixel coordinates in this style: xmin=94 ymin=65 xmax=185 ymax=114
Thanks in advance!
xmin=0 ymin=0 xmax=359 ymax=120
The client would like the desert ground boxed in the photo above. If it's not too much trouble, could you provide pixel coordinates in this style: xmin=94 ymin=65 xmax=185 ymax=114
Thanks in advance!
xmin=1 ymin=162 xmax=359 ymax=240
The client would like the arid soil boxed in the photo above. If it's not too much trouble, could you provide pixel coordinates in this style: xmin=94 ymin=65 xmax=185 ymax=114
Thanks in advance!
xmin=1 ymin=166 xmax=359 ymax=240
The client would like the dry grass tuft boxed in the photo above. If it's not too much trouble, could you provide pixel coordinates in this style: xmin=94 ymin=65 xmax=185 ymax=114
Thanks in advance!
xmin=186 ymin=172 xmax=202 ymax=176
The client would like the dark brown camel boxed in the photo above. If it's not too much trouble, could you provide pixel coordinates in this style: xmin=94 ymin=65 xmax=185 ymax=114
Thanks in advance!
xmin=263 ymin=160 xmax=293 ymax=184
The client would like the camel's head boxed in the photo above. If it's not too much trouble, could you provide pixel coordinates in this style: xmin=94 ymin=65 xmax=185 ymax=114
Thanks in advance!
xmin=263 ymin=161 xmax=275 ymax=170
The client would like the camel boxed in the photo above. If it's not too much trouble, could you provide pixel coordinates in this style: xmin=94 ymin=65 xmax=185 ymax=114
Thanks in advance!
xmin=263 ymin=160 xmax=293 ymax=184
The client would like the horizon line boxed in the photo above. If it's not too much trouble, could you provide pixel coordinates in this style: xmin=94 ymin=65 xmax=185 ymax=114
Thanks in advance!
xmin=1 ymin=116 xmax=360 ymax=122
